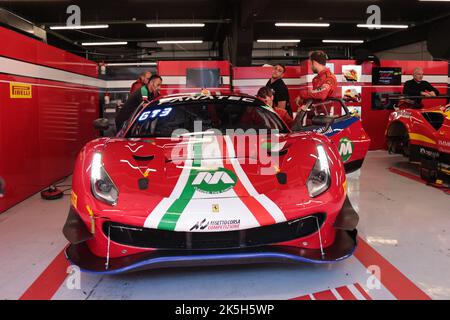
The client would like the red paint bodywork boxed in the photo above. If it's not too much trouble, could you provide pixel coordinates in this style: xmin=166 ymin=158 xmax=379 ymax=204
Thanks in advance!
xmin=387 ymin=104 xmax=450 ymax=155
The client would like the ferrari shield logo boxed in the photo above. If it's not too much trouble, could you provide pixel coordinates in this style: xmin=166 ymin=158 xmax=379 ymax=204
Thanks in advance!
xmin=192 ymin=168 xmax=237 ymax=194
xmin=212 ymin=204 xmax=220 ymax=213
xmin=338 ymin=137 xmax=353 ymax=162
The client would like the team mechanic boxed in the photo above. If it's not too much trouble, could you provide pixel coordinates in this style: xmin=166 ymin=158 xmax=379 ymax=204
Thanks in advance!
xmin=295 ymin=50 xmax=337 ymax=109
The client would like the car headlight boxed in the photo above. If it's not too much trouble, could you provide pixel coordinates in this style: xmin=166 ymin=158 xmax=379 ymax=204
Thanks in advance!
xmin=306 ymin=145 xmax=331 ymax=197
xmin=90 ymin=153 xmax=119 ymax=205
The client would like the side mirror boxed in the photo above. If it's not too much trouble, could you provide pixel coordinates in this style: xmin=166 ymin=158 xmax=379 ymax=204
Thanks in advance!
xmin=93 ymin=118 xmax=110 ymax=131
xmin=311 ymin=116 xmax=334 ymax=127
xmin=0 ymin=177 xmax=5 ymax=197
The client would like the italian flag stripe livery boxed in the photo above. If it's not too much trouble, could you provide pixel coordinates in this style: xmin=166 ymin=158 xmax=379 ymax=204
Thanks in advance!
xmin=144 ymin=134 xmax=286 ymax=231
xmin=157 ymin=139 xmax=203 ymax=231
xmin=221 ymin=136 xmax=277 ymax=226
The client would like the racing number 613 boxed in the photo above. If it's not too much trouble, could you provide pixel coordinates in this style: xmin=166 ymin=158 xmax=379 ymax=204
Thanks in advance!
xmin=138 ymin=107 xmax=172 ymax=121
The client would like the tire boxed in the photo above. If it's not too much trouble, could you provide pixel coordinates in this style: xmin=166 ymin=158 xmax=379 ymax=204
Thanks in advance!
xmin=386 ymin=123 xmax=409 ymax=156
xmin=420 ymin=156 xmax=438 ymax=183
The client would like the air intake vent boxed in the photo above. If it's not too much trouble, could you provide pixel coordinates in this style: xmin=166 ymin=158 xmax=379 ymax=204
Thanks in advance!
xmin=103 ymin=214 xmax=326 ymax=250
xmin=422 ymin=112 xmax=444 ymax=131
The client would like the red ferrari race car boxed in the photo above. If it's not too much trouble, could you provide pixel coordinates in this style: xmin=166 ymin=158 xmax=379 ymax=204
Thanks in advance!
xmin=292 ymin=98 xmax=371 ymax=173
xmin=63 ymin=93 xmax=365 ymax=274
xmin=386 ymin=95 xmax=450 ymax=183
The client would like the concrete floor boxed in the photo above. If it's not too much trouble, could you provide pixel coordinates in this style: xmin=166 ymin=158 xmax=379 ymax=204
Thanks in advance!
xmin=0 ymin=150 xmax=449 ymax=300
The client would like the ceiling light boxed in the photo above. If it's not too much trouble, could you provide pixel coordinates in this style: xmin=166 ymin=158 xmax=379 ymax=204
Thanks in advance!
xmin=106 ymin=62 xmax=157 ymax=66
xmin=50 ymin=24 xmax=109 ymax=30
xmin=322 ymin=40 xmax=364 ymax=44
xmin=357 ymin=24 xmax=409 ymax=29
xmin=82 ymin=41 xmax=128 ymax=46
xmin=419 ymin=0 xmax=450 ymax=2
xmin=275 ymin=22 xmax=330 ymax=27
xmin=157 ymin=40 xmax=203 ymax=44
xmin=257 ymin=39 xmax=301 ymax=43
xmin=146 ymin=23 xmax=205 ymax=28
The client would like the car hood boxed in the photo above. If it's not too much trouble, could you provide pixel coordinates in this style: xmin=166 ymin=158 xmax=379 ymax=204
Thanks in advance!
xmin=96 ymin=134 xmax=322 ymax=231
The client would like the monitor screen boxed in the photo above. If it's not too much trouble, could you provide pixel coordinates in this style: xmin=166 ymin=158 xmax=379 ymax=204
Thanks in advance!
xmin=372 ymin=67 xmax=402 ymax=85
xmin=186 ymin=68 xmax=221 ymax=88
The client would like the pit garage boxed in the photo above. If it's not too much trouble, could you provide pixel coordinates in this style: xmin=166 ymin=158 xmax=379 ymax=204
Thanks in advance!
xmin=0 ymin=0 xmax=449 ymax=303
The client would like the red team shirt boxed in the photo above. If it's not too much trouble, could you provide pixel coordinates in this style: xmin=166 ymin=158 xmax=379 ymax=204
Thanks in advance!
xmin=299 ymin=68 xmax=337 ymax=101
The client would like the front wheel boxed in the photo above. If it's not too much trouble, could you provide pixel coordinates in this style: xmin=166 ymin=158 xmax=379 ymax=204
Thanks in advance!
xmin=386 ymin=133 xmax=409 ymax=156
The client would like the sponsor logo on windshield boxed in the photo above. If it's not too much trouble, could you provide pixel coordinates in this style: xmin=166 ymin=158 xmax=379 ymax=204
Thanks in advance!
xmin=158 ymin=95 xmax=255 ymax=105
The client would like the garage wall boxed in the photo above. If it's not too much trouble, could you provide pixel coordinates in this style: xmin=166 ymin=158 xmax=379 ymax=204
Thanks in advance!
xmin=233 ymin=60 xmax=448 ymax=151
xmin=232 ymin=66 xmax=306 ymax=112
xmin=0 ymin=27 xmax=100 ymax=214
xmin=157 ymin=60 xmax=231 ymax=95
xmin=320 ymin=59 xmax=448 ymax=150
xmin=375 ymin=42 xmax=434 ymax=61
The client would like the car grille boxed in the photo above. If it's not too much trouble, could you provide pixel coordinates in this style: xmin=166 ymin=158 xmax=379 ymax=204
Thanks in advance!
xmin=102 ymin=213 xmax=326 ymax=250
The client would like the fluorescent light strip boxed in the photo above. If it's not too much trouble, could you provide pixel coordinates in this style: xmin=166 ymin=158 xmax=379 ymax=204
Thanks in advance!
xmin=106 ymin=62 xmax=157 ymax=66
xmin=322 ymin=40 xmax=364 ymax=44
xmin=146 ymin=23 xmax=205 ymax=28
xmin=157 ymin=40 xmax=203 ymax=44
xmin=257 ymin=39 xmax=301 ymax=43
xmin=275 ymin=22 xmax=330 ymax=27
xmin=50 ymin=24 xmax=109 ymax=30
xmin=357 ymin=24 xmax=409 ymax=29
xmin=82 ymin=41 xmax=128 ymax=46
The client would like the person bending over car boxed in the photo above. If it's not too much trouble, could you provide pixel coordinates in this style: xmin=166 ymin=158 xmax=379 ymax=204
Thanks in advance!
xmin=257 ymin=86 xmax=293 ymax=128
xmin=295 ymin=50 xmax=337 ymax=110
xmin=129 ymin=71 xmax=152 ymax=94
xmin=116 ymin=74 xmax=162 ymax=131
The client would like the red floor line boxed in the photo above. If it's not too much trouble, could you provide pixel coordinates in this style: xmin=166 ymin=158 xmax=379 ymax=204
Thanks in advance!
xmin=354 ymin=236 xmax=431 ymax=300
xmin=336 ymin=285 xmax=357 ymax=300
xmin=353 ymin=283 xmax=372 ymax=300
xmin=313 ymin=289 xmax=337 ymax=300
xmin=389 ymin=167 xmax=426 ymax=184
xmin=291 ymin=294 xmax=311 ymax=300
xmin=389 ymin=167 xmax=450 ymax=193
xmin=19 ymin=248 xmax=69 ymax=300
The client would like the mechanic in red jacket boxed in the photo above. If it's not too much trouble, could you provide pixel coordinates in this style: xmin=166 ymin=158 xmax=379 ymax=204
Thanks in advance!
xmin=257 ymin=86 xmax=294 ymax=128
xmin=130 ymin=71 xmax=152 ymax=94
xmin=295 ymin=50 xmax=337 ymax=109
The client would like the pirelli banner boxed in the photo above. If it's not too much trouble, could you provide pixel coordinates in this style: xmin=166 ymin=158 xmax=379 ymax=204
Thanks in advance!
xmin=9 ymin=82 xmax=32 ymax=98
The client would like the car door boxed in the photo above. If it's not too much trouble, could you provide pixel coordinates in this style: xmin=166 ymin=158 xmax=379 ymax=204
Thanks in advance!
xmin=292 ymin=99 xmax=370 ymax=173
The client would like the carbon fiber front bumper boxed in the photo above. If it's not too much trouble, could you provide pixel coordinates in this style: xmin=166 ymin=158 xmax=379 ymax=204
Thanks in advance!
xmin=63 ymin=196 xmax=359 ymax=274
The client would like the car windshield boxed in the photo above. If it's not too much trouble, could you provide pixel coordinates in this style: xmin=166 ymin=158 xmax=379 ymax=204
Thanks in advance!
xmin=125 ymin=95 xmax=289 ymax=138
